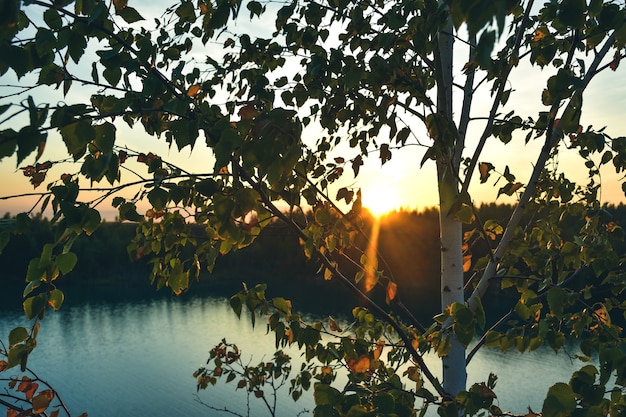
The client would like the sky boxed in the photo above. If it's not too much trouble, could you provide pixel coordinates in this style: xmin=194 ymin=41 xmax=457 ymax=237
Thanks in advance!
xmin=0 ymin=2 xmax=625 ymax=220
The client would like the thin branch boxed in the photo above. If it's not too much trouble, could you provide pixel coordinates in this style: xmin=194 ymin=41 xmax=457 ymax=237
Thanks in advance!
xmin=468 ymin=30 xmax=617 ymax=312
xmin=460 ymin=0 xmax=534 ymax=197
xmin=236 ymin=162 xmax=445 ymax=398
xmin=457 ymin=31 xmax=477 ymax=165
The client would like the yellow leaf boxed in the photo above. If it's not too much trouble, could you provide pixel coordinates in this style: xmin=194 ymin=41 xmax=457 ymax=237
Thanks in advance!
xmin=218 ymin=166 xmax=229 ymax=175
xmin=324 ymin=268 xmax=333 ymax=281
xmin=591 ymin=304 xmax=611 ymax=330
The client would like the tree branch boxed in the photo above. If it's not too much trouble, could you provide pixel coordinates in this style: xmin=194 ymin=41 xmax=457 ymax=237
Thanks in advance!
xmin=236 ymin=162 xmax=445 ymax=397
xmin=460 ymin=0 xmax=534 ymax=197
xmin=468 ymin=29 xmax=618 ymax=312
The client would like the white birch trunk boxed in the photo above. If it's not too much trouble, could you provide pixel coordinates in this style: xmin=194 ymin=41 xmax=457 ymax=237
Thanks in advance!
xmin=436 ymin=10 xmax=467 ymax=398
xmin=437 ymin=171 xmax=467 ymax=397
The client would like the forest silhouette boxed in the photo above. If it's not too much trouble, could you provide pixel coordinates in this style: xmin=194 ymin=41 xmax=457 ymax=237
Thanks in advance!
xmin=2 ymin=203 xmax=625 ymax=320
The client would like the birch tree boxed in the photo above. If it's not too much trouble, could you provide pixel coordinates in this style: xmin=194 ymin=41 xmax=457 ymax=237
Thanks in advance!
xmin=0 ymin=0 xmax=625 ymax=416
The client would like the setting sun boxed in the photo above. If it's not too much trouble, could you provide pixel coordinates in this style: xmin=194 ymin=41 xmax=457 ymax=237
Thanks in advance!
xmin=361 ymin=182 xmax=400 ymax=217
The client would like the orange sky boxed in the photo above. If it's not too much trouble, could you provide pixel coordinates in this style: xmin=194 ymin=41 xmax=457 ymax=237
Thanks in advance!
xmin=1 ymin=6 xmax=625 ymax=219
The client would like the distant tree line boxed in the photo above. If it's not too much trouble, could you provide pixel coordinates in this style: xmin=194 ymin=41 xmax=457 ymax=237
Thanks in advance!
xmin=1 ymin=203 xmax=624 ymax=318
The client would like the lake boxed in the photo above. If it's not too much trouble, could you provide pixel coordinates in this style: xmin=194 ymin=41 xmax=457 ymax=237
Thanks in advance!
xmin=0 ymin=283 xmax=593 ymax=417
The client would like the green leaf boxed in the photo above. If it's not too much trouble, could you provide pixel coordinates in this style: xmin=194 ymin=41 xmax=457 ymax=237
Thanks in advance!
xmin=0 ymin=45 xmax=31 ymax=78
xmin=60 ymin=120 xmax=94 ymax=160
xmin=372 ymin=392 xmax=395 ymax=413
xmin=8 ymin=327 xmax=28 ymax=347
xmin=148 ymin=187 xmax=169 ymax=211
xmin=547 ymin=287 xmax=568 ymax=319
xmin=43 ymin=8 xmax=63 ymax=30
xmin=103 ymin=66 xmax=122 ymax=87
xmin=272 ymin=297 xmax=292 ymax=315
xmin=454 ymin=322 xmax=474 ymax=346
xmin=119 ymin=202 xmax=143 ymax=221
xmin=169 ymin=118 xmax=199 ymax=150
xmin=81 ymin=207 xmax=101 ymax=235
xmin=93 ymin=122 xmax=116 ymax=154
xmin=57 ymin=252 xmax=78 ymax=274
xmin=23 ymin=293 xmax=48 ymax=320
xmin=38 ymin=63 xmax=65 ymax=86
xmin=196 ymin=178 xmax=219 ymax=197
xmin=557 ymin=0 xmax=586 ymax=28
xmin=168 ymin=262 xmax=189 ymax=295
xmin=7 ymin=344 xmax=29 ymax=369
xmin=32 ymin=390 xmax=53 ymax=414
xmin=23 ymin=280 xmax=41 ymax=298
xmin=26 ymin=258 xmax=46 ymax=283
xmin=542 ymin=383 xmax=576 ymax=417
xmin=48 ymin=289 xmax=64 ymax=311
xmin=313 ymin=404 xmax=340 ymax=417
xmin=235 ymin=188 xmax=260 ymax=213
xmin=117 ymin=6 xmax=144 ymax=23
xmin=230 ymin=294 xmax=244 ymax=318
xmin=314 ymin=383 xmax=342 ymax=406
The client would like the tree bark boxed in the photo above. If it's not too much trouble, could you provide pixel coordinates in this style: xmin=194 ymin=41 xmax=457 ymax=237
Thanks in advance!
xmin=436 ymin=11 xmax=467 ymax=398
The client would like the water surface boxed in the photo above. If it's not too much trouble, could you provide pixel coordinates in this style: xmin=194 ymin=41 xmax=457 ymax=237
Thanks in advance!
xmin=0 ymin=286 xmax=592 ymax=416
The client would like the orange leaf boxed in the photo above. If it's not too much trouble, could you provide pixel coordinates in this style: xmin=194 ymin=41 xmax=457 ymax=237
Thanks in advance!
xmin=509 ymin=182 xmax=523 ymax=193
xmin=187 ymin=84 xmax=201 ymax=97
xmin=0 ymin=360 xmax=8 ymax=371
xmin=237 ymin=379 xmax=247 ymax=389
xmin=329 ymin=317 xmax=342 ymax=332
xmin=7 ymin=409 xmax=18 ymax=417
xmin=404 ymin=366 xmax=421 ymax=382
xmin=533 ymin=30 xmax=545 ymax=42
xmin=610 ymin=50 xmax=621 ymax=71
xmin=463 ymin=253 xmax=472 ymax=273
xmin=373 ymin=341 xmax=385 ymax=361
xmin=386 ymin=281 xmax=397 ymax=303
xmin=24 ymin=382 xmax=39 ymax=400
xmin=218 ymin=166 xmax=229 ymax=175
xmin=347 ymin=354 xmax=370 ymax=373
xmin=113 ymin=0 xmax=128 ymax=11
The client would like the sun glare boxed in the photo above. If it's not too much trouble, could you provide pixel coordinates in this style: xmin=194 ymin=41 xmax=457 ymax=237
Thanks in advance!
xmin=361 ymin=183 xmax=399 ymax=217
